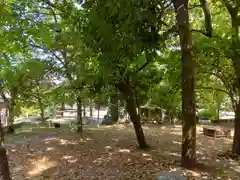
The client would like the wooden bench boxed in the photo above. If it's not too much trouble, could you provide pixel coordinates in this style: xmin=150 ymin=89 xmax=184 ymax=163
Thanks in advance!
xmin=203 ymin=127 xmax=231 ymax=138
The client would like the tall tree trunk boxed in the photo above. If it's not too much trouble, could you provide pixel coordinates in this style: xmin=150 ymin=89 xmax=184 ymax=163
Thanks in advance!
xmin=165 ymin=110 xmax=171 ymax=123
xmin=0 ymin=93 xmax=9 ymax=126
xmin=8 ymin=97 xmax=16 ymax=125
xmin=61 ymin=103 xmax=64 ymax=117
xmin=37 ymin=97 xmax=45 ymax=121
xmin=109 ymin=93 xmax=119 ymax=123
xmin=83 ymin=104 xmax=86 ymax=117
xmin=0 ymin=114 xmax=11 ymax=180
xmin=225 ymin=5 xmax=240 ymax=154
xmin=8 ymin=88 xmax=18 ymax=125
xmin=169 ymin=112 xmax=175 ymax=125
xmin=89 ymin=100 xmax=93 ymax=117
xmin=97 ymin=106 xmax=100 ymax=120
xmin=0 ymin=147 xmax=11 ymax=180
xmin=52 ymin=103 xmax=57 ymax=118
xmin=216 ymin=101 xmax=220 ymax=121
xmin=77 ymin=97 xmax=83 ymax=132
xmin=173 ymin=0 xmax=196 ymax=168
xmin=233 ymin=103 xmax=240 ymax=154
xmin=231 ymin=15 xmax=240 ymax=155
xmin=116 ymin=81 xmax=149 ymax=149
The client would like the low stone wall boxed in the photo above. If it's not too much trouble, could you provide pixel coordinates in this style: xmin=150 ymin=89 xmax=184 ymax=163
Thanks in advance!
xmin=211 ymin=119 xmax=234 ymax=124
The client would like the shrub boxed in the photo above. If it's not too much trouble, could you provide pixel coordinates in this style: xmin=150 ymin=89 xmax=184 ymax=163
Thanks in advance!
xmin=197 ymin=109 xmax=217 ymax=120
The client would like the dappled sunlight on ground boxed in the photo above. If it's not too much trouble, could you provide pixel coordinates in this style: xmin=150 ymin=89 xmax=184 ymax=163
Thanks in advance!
xmin=44 ymin=137 xmax=59 ymax=144
xmin=28 ymin=157 xmax=57 ymax=177
xmin=6 ymin=124 xmax=240 ymax=179
xmin=62 ymin=155 xmax=78 ymax=163
xmin=118 ymin=148 xmax=131 ymax=153
xmin=45 ymin=147 xmax=55 ymax=152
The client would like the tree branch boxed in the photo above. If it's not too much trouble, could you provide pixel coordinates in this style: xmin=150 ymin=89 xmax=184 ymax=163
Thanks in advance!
xmin=135 ymin=26 xmax=178 ymax=73
xmin=198 ymin=70 xmax=230 ymax=89
xmin=48 ymin=7 xmax=58 ymax=25
xmin=189 ymin=4 xmax=202 ymax=10
xmin=196 ymin=86 xmax=229 ymax=94
xmin=191 ymin=29 xmax=210 ymax=37
xmin=191 ymin=29 xmax=222 ymax=39
xmin=161 ymin=25 xmax=178 ymax=40
xmin=135 ymin=51 xmax=152 ymax=73
xmin=20 ymin=11 xmax=62 ymax=16
xmin=196 ymin=85 xmax=236 ymax=110
xmin=44 ymin=0 xmax=63 ymax=12
xmin=44 ymin=1 xmax=62 ymax=33
xmin=190 ymin=0 xmax=213 ymax=38
xmin=28 ymin=43 xmax=48 ymax=51
xmin=197 ymin=69 xmax=237 ymax=99
xmin=28 ymin=42 xmax=65 ymax=65
xmin=221 ymin=0 xmax=236 ymax=16
xmin=52 ymin=52 xmax=64 ymax=64
xmin=199 ymin=0 xmax=213 ymax=37
xmin=158 ymin=20 xmax=169 ymax=27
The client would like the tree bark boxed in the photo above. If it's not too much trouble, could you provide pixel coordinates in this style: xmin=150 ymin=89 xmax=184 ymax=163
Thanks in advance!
xmin=0 ymin=120 xmax=4 ymax=147
xmin=216 ymin=101 xmax=220 ymax=121
xmin=109 ymin=93 xmax=119 ymax=123
xmin=232 ymin=22 xmax=240 ymax=154
xmin=172 ymin=0 xmax=196 ymax=168
xmin=116 ymin=81 xmax=149 ymax=149
xmin=97 ymin=106 xmax=100 ymax=120
xmin=233 ymin=103 xmax=240 ymax=154
xmin=37 ymin=97 xmax=45 ymax=121
xmin=83 ymin=104 xmax=86 ymax=117
xmin=61 ymin=103 xmax=65 ymax=117
xmin=8 ymin=96 xmax=16 ymax=125
xmin=0 ymin=93 xmax=10 ymax=110
xmin=0 ymin=113 xmax=11 ymax=180
xmin=77 ymin=97 xmax=83 ymax=132
xmin=0 ymin=147 xmax=11 ymax=180
xmin=89 ymin=100 xmax=93 ymax=117
xmin=169 ymin=112 xmax=175 ymax=125
xmin=223 ymin=3 xmax=240 ymax=154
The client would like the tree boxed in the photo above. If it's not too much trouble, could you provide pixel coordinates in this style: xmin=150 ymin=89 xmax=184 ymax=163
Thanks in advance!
xmin=0 ymin=57 xmax=47 ymax=124
xmin=0 ymin=93 xmax=11 ymax=180
xmin=194 ymin=33 xmax=235 ymax=119
xmin=195 ymin=0 xmax=240 ymax=154
xmin=76 ymin=96 xmax=83 ymax=132
xmin=148 ymin=51 xmax=182 ymax=122
xmin=0 ymin=144 xmax=11 ymax=180
xmin=220 ymin=0 xmax=240 ymax=155
xmin=81 ymin=0 xmax=167 ymax=149
xmin=15 ymin=0 xmax=97 ymax=131
xmin=171 ymin=0 xmax=212 ymax=168
xmin=20 ymin=75 xmax=57 ymax=120
xmin=172 ymin=0 xmax=197 ymax=168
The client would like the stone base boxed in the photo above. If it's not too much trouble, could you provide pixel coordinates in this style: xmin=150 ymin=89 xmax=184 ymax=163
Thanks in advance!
xmin=156 ymin=172 xmax=187 ymax=180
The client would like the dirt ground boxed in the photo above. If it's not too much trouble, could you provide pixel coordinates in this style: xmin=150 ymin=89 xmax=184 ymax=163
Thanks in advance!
xmin=6 ymin=124 xmax=240 ymax=180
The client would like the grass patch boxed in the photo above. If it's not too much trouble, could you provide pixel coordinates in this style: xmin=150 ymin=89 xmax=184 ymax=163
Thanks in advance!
xmin=5 ymin=122 xmax=55 ymax=143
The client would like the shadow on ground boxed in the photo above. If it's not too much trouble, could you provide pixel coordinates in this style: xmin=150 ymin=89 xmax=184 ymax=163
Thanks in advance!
xmin=6 ymin=123 xmax=240 ymax=180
